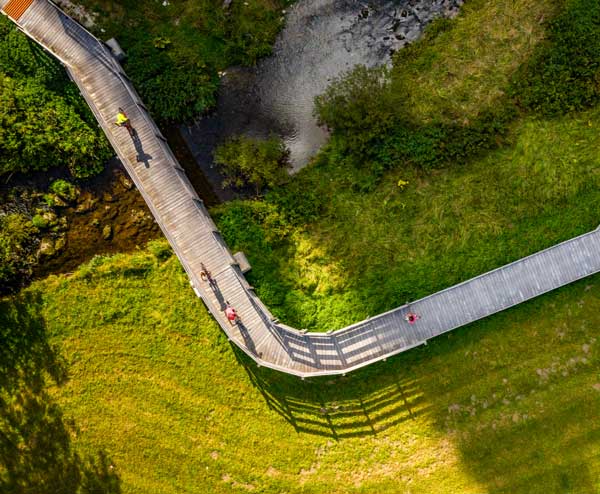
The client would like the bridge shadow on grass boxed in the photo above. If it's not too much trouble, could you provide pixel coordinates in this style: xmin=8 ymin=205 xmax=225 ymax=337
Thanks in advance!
xmin=233 ymin=280 xmax=600 ymax=492
xmin=231 ymin=344 xmax=429 ymax=439
xmin=0 ymin=291 xmax=121 ymax=494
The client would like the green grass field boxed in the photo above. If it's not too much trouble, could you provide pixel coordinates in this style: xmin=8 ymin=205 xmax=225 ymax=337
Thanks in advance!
xmin=1 ymin=246 xmax=599 ymax=493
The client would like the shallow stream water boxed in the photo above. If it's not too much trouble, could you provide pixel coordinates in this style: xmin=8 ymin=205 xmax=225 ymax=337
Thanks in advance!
xmin=182 ymin=0 xmax=463 ymax=199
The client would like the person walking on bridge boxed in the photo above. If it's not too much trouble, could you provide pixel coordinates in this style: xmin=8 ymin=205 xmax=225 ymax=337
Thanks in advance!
xmin=114 ymin=107 xmax=135 ymax=136
xmin=405 ymin=312 xmax=420 ymax=325
xmin=225 ymin=302 xmax=239 ymax=325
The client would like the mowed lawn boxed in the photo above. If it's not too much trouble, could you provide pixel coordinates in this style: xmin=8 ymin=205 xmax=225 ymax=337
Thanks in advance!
xmin=1 ymin=246 xmax=599 ymax=494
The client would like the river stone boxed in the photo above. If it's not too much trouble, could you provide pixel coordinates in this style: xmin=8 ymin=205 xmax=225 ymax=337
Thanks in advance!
xmin=118 ymin=175 xmax=134 ymax=190
xmin=58 ymin=216 xmax=68 ymax=229
xmin=38 ymin=237 xmax=55 ymax=257
xmin=75 ymin=193 xmax=97 ymax=213
xmin=47 ymin=193 xmax=68 ymax=208
xmin=54 ymin=234 xmax=67 ymax=252
xmin=102 ymin=224 xmax=113 ymax=240
xmin=42 ymin=211 xmax=58 ymax=226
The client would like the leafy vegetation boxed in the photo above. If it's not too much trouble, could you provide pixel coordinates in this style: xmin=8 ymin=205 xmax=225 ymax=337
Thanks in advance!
xmin=214 ymin=135 xmax=290 ymax=195
xmin=0 ymin=17 xmax=110 ymax=178
xmin=75 ymin=0 xmax=291 ymax=121
xmin=2 ymin=243 xmax=599 ymax=493
xmin=3 ymin=1 xmax=600 ymax=492
xmin=0 ymin=213 xmax=38 ymax=293
xmin=314 ymin=0 xmax=599 ymax=175
xmin=511 ymin=0 xmax=600 ymax=115
xmin=49 ymin=179 xmax=79 ymax=202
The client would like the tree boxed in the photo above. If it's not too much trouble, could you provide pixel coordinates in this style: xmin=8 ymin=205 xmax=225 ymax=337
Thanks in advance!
xmin=0 ymin=75 xmax=110 ymax=178
xmin=214 ymin=135 xmax=290 ymax=195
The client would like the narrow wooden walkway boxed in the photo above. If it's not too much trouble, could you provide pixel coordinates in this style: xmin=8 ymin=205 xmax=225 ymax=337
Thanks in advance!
xmin=4 ymin=0 xmax=600 ymax=377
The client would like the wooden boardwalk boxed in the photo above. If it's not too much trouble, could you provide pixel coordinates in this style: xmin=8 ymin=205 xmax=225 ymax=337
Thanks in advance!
xmin=4 ymin=0 xmax=600 ymax=377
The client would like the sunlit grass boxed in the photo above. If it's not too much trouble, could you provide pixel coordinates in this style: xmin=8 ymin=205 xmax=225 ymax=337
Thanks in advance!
xmin=394 ymin=0 xmax=561 ymax=124
xmin=2 ymin=244 xmax=598 ymax=493
xmin=218 ymin=107 xmax=600 ymax=330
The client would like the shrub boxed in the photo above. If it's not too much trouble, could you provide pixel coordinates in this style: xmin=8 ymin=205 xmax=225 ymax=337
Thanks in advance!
xmin=147 ymin=239 xmax=173 ymax=262
xmin=0 ymin=213 xmax=37 ymax=293
xmin=214 ymin=135 xmax=290 ymax=195
xmin=0 ymin=17 xmax=110 ymax=178
xmin=49 ymin=179 xmax=78 ymax=202
xmin=31 ymin=214 xmax=48 ymax=229
xmin=314 ymin=65 xmax=404 ymax=156
xmin=124 ymin=41 xmax=218 ymax=122
xmin=0 ymin=75 xmax=111 ymax=178
xmin=511 ymin=0 xmax=600 ymax=115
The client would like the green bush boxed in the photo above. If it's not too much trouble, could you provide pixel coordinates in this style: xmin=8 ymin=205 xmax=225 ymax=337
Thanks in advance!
xmin=0 ymin=75 xmax=111 ymax=178
xmin=314 ymin=65 xmax=404 ymax=156
xmin=214 ymin=135 xmax=290 ymax=195
xmin=124 ymin=41 xmax=218 ymax=122
xmin=49 ymin=179 xmax=78 ymax=202
xmin=31 ymin=214 xmax=48 ymax=229
xmin=0 ymin=213 xmax=37 ymax=293
xmin=315 ymin=62 xmax=515 ymax=173
xmin=511 ymin=0 xmax=600 ymax=115
xmin=147 ymin=239 xmax=173 ymax=262
xmin=377 ymin=105 xmax=516 ymax=170
xmin=0 ymin=17 xmax=111 ymax=178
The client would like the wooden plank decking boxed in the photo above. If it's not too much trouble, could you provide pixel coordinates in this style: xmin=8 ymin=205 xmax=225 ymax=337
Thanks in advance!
xmin=4 ymin=0 xmax=600 ymax=377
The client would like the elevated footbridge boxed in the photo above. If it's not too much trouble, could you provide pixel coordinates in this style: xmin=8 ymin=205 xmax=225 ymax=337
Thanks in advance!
xmin=4 ymin=0 xmax=600 ymax=377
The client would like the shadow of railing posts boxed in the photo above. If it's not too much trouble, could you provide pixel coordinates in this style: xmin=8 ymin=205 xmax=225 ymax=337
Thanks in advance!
xmin=230 ymin=344 xmax=428 ymax=439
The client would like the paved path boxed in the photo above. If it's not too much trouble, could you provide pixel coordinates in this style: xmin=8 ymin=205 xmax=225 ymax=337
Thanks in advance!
xmin=4 ymin=0 xmax=600 ymax=377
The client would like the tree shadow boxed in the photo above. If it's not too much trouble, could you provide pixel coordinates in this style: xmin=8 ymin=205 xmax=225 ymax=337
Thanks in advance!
xmin=0 ymin=291 xmax=121 ymax=494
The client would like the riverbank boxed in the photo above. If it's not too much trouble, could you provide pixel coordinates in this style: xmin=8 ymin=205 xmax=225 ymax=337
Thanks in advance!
xmin=182 ymin=0 xmax=464 ymax=197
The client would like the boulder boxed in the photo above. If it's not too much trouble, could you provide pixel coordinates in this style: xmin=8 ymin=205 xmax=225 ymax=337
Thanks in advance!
xmin=38 ymin=237 xmax=55 ymax=257
xmin=102 ymin=224 xmax=113 ymax=240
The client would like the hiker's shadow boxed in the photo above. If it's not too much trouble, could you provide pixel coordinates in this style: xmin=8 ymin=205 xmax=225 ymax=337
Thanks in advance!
xmin=130 ymin=130 xmax=153 ymax=168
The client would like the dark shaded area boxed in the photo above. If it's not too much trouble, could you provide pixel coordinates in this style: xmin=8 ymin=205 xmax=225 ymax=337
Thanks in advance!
xmin=162 ymin=126 xmax=220 ymax=207
xmin=0 ymin=291 xmax=121 ymax=494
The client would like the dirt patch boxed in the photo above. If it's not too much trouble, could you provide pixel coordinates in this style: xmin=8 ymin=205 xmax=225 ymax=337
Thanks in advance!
xmin=33 ymin=160 xmax=161 ymax=278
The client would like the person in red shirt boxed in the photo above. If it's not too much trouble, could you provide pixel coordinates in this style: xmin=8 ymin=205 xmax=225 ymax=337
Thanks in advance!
xmin=405 ymin=312 xmax=420 ymax=325
xmin=225 ymin=302 xmax=238 ymax=325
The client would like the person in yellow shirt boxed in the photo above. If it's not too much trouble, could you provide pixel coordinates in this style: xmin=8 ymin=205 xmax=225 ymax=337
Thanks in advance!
xmin=114 ymin=107 xmax=134 ymax=136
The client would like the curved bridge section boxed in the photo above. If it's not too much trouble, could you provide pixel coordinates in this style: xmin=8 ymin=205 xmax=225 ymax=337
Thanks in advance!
xmin=4 ymin=0 xmax=600 ymax=377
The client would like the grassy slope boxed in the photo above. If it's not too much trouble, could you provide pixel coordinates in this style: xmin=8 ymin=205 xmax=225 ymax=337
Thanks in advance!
xmin=394 ymin=0 xmax=560 ymax=124
xmin=214 ymin=0 xmax=600 ymax=332
xmin=2 ymin=245 xmax=599 ymax=493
